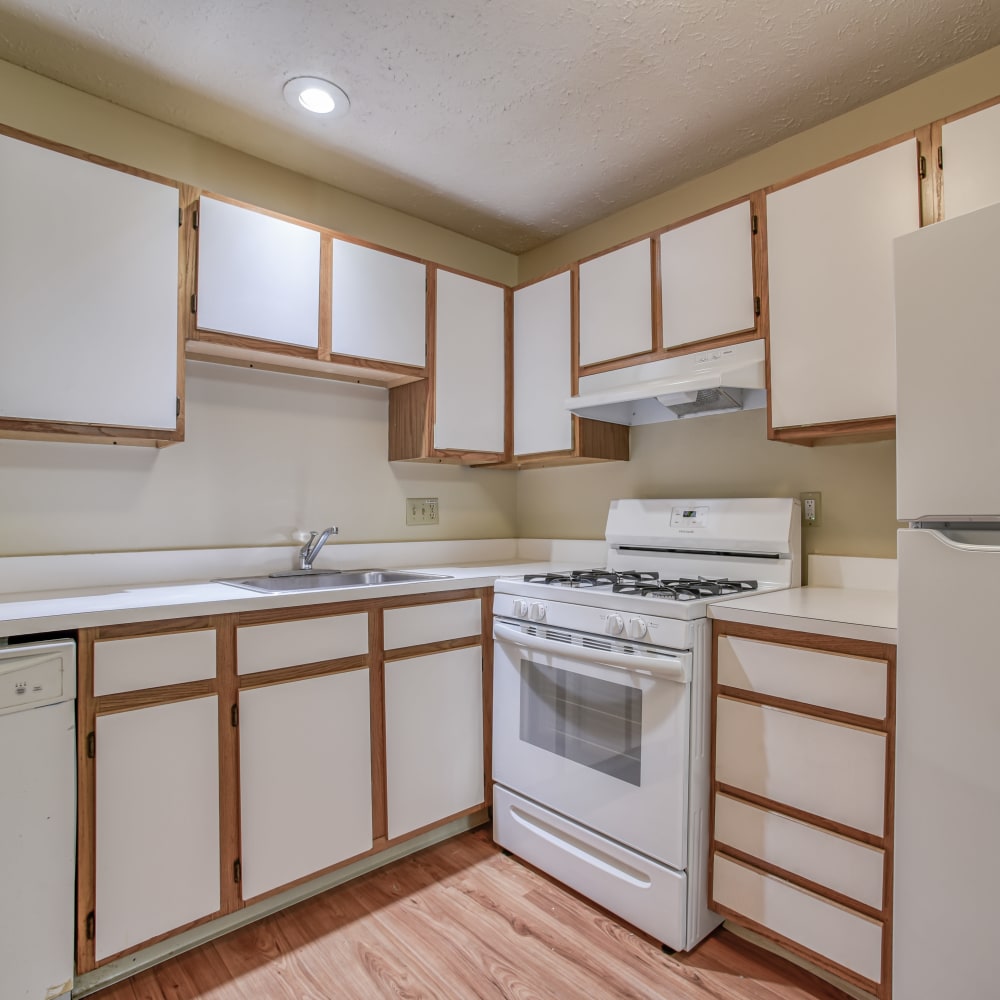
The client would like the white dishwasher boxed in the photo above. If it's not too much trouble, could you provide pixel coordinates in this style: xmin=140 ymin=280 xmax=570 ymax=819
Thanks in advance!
xmin=0 ymin=639 xmax=76 ymax=1000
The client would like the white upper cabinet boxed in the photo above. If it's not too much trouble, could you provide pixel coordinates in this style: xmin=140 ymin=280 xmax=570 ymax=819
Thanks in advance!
xmin=941 ymin=101 xmax=1000 ymax=220
xmin=433 ymin=270 xmax=506 ymax=454
xmin=195 ymin=196 xmax=321 ymax=349
xmin=767 ymin=138 xmax=921 ymax=430
xmin=578 ymin=240 xmax=654 ymax=367
xmin=0 ymin=132 xmax=179 ymax=432
xmin=659 ymin=201 xmax=756 ymax=350
xmin=513 ymin=272 xmax=574 ymax=456
xmin=331 ymin=239 xmax=427 ymax=367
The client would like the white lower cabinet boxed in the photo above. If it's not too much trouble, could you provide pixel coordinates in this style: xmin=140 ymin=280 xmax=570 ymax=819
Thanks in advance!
xmin=94 ymin=697 xmax=220 ymax=961
xmin=385 ymin=645 xmax=484 ymax=839
xmin=238 ymin=669 xmax=373 ymax=900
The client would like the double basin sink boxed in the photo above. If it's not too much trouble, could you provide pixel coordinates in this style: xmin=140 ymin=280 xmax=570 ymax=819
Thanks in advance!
xmin=216 ymin=568 xmax=452 ymax=595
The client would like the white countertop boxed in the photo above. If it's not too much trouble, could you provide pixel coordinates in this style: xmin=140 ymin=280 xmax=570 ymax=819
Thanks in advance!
xmin=709 ymin=585 xmax=897 ymax=644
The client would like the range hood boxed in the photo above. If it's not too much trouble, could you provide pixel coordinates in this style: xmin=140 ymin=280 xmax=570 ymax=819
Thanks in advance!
xmin=566 ymin=340 xmax=767 ymax=426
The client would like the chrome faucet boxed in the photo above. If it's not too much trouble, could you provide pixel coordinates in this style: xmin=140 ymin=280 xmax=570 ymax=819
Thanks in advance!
xmin=298 ymin=526 xmax=338 ymax=571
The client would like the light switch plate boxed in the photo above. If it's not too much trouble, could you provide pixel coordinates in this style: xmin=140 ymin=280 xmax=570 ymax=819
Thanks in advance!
xmin=406 ymin=497 xmax=439 ymax=526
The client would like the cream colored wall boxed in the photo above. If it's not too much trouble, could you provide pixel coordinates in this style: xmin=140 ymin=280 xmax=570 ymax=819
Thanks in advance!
xmin=515 ymin=45 xmax=1000 ymax=559
xmin=516 ymin=410 xmax=897 ymax=561
xmin=0 ymin=363 xmax=517 ymax=557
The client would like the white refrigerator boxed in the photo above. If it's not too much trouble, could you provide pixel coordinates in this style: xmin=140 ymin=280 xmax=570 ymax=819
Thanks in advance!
xmin=893 ymin=200 xmax=1000 ymax=999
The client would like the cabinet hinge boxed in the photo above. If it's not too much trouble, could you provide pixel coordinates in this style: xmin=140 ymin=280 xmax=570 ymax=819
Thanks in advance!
xmin=176 ymin=396 xmax=181 ymax=418
xmin=919 ymin=155 xmax=927 ymax=179
xmin=178 ymin=207 xmax=183 ymax=228
xmin=86 ymin=911 xmax=95 ymax=940
xmin=231 ymin=703 xmax=239 ymax=728
xmin=937 ymin=146 xmax=944 ymax=170
xmin=192 ymin=208 xmax=199 ymax=230
xmin=190 ymin=292 xmax=198 ymax=315
xmin=754 ymin=295 xmax=761 ymax=317
xmin=233 ymin=859 xmax=242 ymax=884
xmin=86 ymin=731 xmax=96 ymax=759
xmin=751 ymin=214 xmax=759 ymax=235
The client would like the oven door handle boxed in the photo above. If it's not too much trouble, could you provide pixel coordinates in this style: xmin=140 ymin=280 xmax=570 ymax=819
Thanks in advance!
xmin=493 ymin=621 xmax=690 ymax=683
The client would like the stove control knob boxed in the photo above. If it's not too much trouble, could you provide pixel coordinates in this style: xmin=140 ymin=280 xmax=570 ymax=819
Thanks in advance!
xmin=607 ymin=614 xmax=625 ymax=636
xmin=514 ymin=599 xmax=530 ymax=618
xmin=629 ymin=617 xmax=649 ymax=640
xmin=529 ymin=602 xmax=547 ymax=621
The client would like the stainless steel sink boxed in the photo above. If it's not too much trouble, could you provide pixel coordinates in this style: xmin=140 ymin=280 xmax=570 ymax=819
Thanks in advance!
xmin=214 ymin=568 xmax=453 ymax=594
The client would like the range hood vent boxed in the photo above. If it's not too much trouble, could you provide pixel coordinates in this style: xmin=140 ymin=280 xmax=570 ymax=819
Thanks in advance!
xmin=566 ymin=340 xmax=766 ymax=426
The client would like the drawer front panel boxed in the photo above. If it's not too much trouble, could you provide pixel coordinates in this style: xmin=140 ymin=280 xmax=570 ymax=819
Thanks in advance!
xmin=713 ymin=853 xmax=883 ymax=983
xmin=94 ymin=630 xmax=216 ymax=695
xmin=384 ymin=598 xmax=482 ymax=650
xmin=718 ymin=636 xmax=887 ymax=719
xmin=237 ymin=613 xmax=368 ymax=675
xmin=714 ymin=793 xmax=884 ymax=910
xmin=715 ymin=697 xmax=886 ymax=836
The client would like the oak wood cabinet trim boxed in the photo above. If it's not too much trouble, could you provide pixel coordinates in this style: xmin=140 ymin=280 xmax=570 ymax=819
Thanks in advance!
xmin=94 ymin=678 xmax=218 ymax=715
xmin=325 ymin=351 xmax=427 ymax=378
xmin=191 ymin=329 xmax=318 ymax=360
xmin=715 ymin=842 xmax=884 ymax=920
xmin=481 ymin=593 xmax=495 ymax=808
xmin=713 ymin=619 xmax=896 ymax=661
xmin=710 ymin=899 xmax=881 ymax=998
xmin=716 ymin=683 xmax=890 ymax=732
xmin=369 ymin=608 xmax=388 ymax=843
xmin=215 ymin=615 xmax=242 ymax=918
xmin=236 ymin=654 xmax=369 ymax=690
xmin=235 ymin=599 xmax=377 ymax=627
xmin=770 ymin=416 xmax=896 ymax=446
xmin=76 ymin=630 xmax=98 ymax=974
xmin=383 ymin=635 xmax=482 ymax=662
xmin=383 ymin=803 xmax=487 ymax=849
xmin=92 ymin=617 xmax=217 ymax=641
xmin=377 ymin=588 xmax=487 ymax=611
xmin=0 ymin=123 xmax=188 ymax=447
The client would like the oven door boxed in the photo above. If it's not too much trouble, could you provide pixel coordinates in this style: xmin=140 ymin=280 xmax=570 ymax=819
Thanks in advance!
xmin=493 ymin=616 xmax=692 ymax=868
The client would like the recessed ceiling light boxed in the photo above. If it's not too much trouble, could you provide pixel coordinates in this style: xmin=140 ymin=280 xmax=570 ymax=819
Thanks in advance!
xmin=283 ymin=77 xmax=350 ymax=118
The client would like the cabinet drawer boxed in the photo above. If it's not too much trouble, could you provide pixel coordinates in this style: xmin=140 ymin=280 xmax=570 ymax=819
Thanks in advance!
xmin=94 ymin=630 xmax=216 ymax=695
xmin=712 ymin=853 xmax=883 ymax=984
xmin=384 ymin=598 xmax=482 ymax=650
xmin=714 ymin=793 xmax=884 ymax=910
xmin=718 ymin=636 xmax=887 ymax=719
xmin=237 ymin=613 xmax=368 ymax=675
xmin=715 ymin=696 xmax=886 ymax=836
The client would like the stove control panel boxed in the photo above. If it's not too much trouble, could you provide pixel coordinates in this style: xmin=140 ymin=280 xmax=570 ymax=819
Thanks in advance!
xmin=513 ymin=599 xmax=530 ymax=618
xmin=512 ymin=599 xmax=547 ymax=622
xmin=670 ymin=505 xmax=709 ymax=528
xmin=628 ymin=617 xmax=648 ymax=639
xmin=529 ymin=602 xmax=546 ymax=622
xmin=606 ymin=614 xmax=625 ymax=636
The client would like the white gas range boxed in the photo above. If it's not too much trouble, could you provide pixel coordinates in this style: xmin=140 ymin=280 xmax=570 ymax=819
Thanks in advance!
xmin=491 ymin=498 xmax=800 ymax=951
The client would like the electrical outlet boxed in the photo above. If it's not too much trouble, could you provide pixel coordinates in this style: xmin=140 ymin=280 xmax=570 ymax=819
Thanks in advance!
xmin=800 ymin=491 xmax=822 ymax=528
xmin=406 ymin=497 xmax=439 ymax=526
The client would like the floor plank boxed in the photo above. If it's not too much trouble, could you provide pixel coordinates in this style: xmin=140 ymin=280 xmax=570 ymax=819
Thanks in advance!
xmin=92 ymin=828 xmax=849 ymax=1000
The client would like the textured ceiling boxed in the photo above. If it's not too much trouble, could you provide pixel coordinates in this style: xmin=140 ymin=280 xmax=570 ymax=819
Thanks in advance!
xmin=0 ymin=1 xmax=999 ymax=252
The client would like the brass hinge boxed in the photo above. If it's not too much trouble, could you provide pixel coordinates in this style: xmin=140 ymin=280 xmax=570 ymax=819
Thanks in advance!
xmin=86 ymin=731 xmax=96 ymax=759
xmin=233 ymin=859 xmax=242 ymax=884
xmin=190 ymin=292 xmax=198 ymax=314
xmin=938 ymin=146 xmax=944 ymax=170
xmin=754 ymin=295 xmax=761 ymax=317
xmin=192 ymin=208 xmax=199 ymax=230
xmin=178 ymin=207 xmax=183 ymax=228
xmin=86 ymin=911 xmax=95 ymax=940
xmin=231 ymin=703 xmax=239 ymax=728
xmin=919 ymin=155 xmax=927 ymax=179
xmin=751 ymin=214 xmax=759 ymax=235
xmin=176 ymin=397 xmax=181 ymax=418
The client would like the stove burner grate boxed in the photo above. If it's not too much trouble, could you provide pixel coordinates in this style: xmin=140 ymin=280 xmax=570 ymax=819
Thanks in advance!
xmin=612 ymin=577 xmax=759 ymax=601
xmin=522 ymin=569 xmax=659 ymax=588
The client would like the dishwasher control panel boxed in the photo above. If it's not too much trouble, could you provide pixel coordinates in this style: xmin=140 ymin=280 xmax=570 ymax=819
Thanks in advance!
xmin=0 ymin=641 xmax=75 ymax=715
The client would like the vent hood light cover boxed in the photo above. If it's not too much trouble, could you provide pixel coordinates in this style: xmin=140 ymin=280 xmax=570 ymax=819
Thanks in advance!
xmin=566 ymin=340 xmax=767 ymax=426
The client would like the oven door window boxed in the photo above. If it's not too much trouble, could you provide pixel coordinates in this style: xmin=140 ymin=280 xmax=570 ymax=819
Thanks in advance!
xmin=520 ymin=658 xmax=642 ymax=786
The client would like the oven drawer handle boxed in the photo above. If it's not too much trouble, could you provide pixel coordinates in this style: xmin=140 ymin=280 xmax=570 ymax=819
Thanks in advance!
xmin=493 ymin=622 xmax=690 ymax=683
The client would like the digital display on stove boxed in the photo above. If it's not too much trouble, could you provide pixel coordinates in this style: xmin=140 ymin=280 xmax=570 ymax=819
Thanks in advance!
xmin=670 ymin=505 xmax=708 ymax=527
xmin=682 ymin=510 xmax=696 ymax=518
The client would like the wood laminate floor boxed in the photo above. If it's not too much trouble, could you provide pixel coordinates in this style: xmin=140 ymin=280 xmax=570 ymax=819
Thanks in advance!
xmin=95 ymin=828 xmax=850 ymax=1000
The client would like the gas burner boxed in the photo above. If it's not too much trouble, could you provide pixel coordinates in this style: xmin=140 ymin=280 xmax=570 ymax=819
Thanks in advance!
xmin=612 ymin=577 xmax=758 ymax=601
xmin=523 ymin=569 xmax=660 ymax=588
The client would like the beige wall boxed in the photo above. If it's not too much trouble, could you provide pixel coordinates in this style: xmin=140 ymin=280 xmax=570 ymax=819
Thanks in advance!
xmin=516 ymin=410 xmax=897 ymax=564
xmin=0 ymin=363 xmax=517 ymax=557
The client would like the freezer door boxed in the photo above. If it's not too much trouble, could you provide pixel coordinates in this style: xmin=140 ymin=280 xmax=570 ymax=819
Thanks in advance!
xmin=894 ymin=201 xmax=1000 ymax=521
xmin=894 ymin=528 xmax=1000 ymax=1000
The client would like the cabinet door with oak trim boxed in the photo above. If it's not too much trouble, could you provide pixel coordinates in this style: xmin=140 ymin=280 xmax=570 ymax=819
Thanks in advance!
xmin=766 ymin=137 xmax=921 ymax=436
xmin=94 ymin=696 xmax=221 ymax=962
xmin=238 ymin=669 xmax=373 ymax=900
